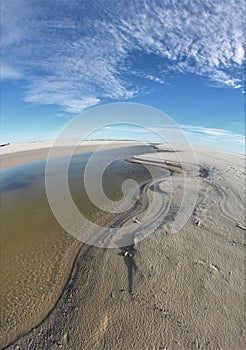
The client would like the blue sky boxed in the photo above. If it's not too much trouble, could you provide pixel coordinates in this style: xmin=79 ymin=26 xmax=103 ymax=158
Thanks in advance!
xmin=0 ymin=0 xmax=245 ymax=153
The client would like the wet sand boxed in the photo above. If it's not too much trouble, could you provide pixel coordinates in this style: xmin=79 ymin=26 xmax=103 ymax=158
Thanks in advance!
xmin=1 ymin=143 xmax=245 ymax=350
xmin=0 ymin=142 xmax=152 ymax=349
xmin=0 ymin=140 xmax=141 ymax=169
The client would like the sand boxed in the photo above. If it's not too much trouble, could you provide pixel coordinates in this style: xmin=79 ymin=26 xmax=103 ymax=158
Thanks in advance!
xmin=1 ymin=142 xmax=245 ymax=350
xmin=0 ymin=140 xmax=141 ymax=169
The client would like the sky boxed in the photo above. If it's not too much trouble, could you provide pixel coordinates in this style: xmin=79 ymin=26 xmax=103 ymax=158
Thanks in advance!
xmin=0 ymin=0 xmax=245 ymax=153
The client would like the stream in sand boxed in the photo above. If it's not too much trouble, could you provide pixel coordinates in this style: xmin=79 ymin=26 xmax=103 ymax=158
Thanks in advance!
xmin=0 ymin=145 xmax=156 ymax=348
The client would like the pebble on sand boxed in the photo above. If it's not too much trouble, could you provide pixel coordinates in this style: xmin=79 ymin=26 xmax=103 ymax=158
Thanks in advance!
xmin=133 ymin=217 xmax=142 ymax=224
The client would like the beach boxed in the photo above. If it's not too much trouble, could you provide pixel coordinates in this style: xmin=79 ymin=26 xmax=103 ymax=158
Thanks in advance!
xmin=1 ymin=141 xmax=245 ymax=350
xmin=0 ymin=140 xmax=141 ymax=169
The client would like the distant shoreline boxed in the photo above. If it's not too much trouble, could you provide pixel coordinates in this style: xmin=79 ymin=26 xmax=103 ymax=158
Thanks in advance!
xmin=0 ymin=140 xmax=243 ymax=170
xmin=0 ymin=140 xmax=146 ymax=169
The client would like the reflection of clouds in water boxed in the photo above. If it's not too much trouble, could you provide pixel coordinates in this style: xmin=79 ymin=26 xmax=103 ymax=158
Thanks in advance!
xmin=0 ymin=145 xmax=152 ymax=198
xmin=0 ymin=161 xmax=46 ymax=193
xmin=1 ymin=177 xmax=35 ymax=192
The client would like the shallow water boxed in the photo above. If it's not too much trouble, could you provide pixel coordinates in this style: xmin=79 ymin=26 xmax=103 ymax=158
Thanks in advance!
xmin=0 ymin=145 xmax=153 ymax=347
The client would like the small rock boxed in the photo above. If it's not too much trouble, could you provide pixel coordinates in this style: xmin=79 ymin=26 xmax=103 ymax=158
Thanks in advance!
xmin=209 ymin=264 xmax=219 ymax=272
xmin=133 ymin=217 xmax=142 ymax=224
xmin=193 ymin=219 xmax=202 ymax=227
xmin=62 ymin=332 xmax=68 ymax=343
xmin=124 ymin=251 xmax=133 ymax=257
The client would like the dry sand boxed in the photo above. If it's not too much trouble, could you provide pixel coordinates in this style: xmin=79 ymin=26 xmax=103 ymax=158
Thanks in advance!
xmin=1 ymin=142 xmax=245 ymax=350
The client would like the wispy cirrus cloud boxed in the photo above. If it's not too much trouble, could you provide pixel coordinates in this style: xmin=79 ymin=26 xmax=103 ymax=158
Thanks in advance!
xmin=0 ymin=63 xmax=22 ymax=80
xmin=180 ymin=125 xmax=244 ymax=145
xmin=1 ymin=0 xmax=245 ymax=113
xmin=151 ymin=124 xmax=244 ymax=148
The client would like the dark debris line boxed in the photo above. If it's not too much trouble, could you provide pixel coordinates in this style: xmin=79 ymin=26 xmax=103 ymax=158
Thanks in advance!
xmin=119 ymin=245 xmax=137 ymax=297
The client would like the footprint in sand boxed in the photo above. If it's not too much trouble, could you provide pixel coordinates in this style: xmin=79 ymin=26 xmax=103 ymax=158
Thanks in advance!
xmin=209 ymin=264 xmax=219 ymax=273
xmin=194 ymin=260 xmax=220 ymax=274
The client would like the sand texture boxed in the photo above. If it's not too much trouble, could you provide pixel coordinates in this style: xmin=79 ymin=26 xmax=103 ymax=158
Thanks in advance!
xmin=2 ymin=143 xmax=245 ymax=350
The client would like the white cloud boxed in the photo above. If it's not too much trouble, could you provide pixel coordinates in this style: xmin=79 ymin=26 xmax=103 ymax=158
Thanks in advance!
xmin=24 ymin=80 xmax=100 ymax=113
xmin=104 ymin=125 xmax=151 ymax=133
xmin=233 ymin=42 xmax=244 ymax=65
xmin=0 ymin=63 xmax=22 ymax=80
xmin=229 ymin=121 xmax=241 ymax=125
xmin=151 ymin=124 xmax=244 ymax=146
xmin=1 ymin=0 xmax=245 ymax=112
xmin=146 ymin=74 xmax=165 ymax=83
xmin=180 ymin=125 xmax=244 ymax=145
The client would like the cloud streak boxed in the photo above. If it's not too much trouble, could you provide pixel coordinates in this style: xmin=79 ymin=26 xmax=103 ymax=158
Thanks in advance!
xmin=150 ymin=124 xmax=244 ymax=148
xmin=1 ymin=0 xmax=245 ymax=112
xmin=180 ymin=125 xmax=244 ymax=145
xmin=0 ymin=63 xmax=22 ymax=80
